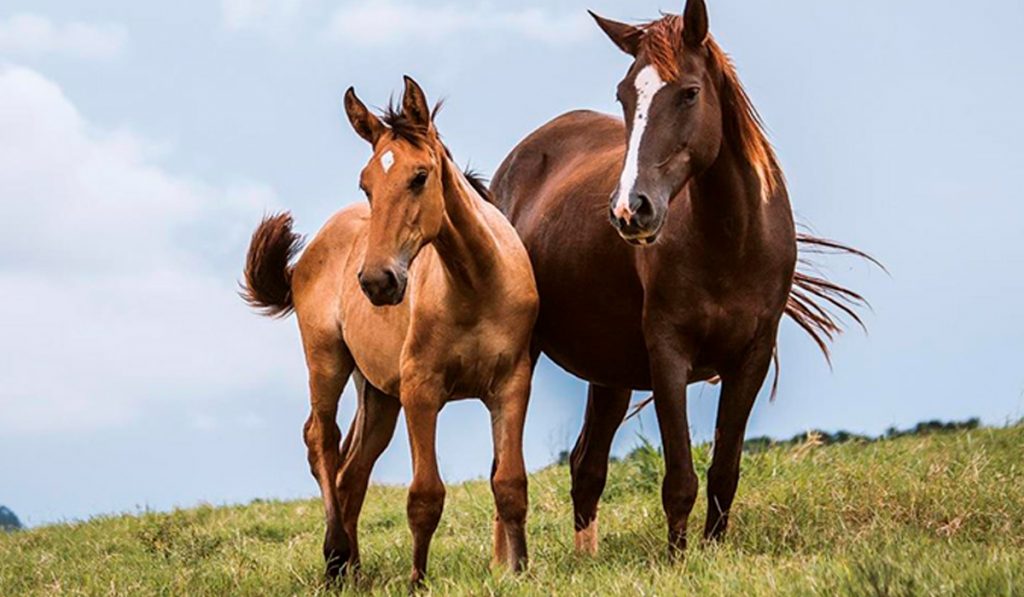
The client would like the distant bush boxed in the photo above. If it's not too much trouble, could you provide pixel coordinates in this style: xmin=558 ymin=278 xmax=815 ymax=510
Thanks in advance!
xmin=744 ymin=417 xmax=982 ymax=453
xmin=0 ymin=506 xmax=22 ymax=532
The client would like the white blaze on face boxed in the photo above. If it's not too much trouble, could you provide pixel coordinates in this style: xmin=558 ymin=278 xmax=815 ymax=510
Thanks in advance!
xmin=614 ymin=65 xmax=667 ymax=219
xmin=380 ymin=150 xmax=395 ymax=173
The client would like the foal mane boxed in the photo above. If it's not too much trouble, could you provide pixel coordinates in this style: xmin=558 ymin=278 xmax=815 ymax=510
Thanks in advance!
xmin=379 ymin=97 xmax=493 ymax=202
xmin=639 ymin=15 xmax=781 ymax=202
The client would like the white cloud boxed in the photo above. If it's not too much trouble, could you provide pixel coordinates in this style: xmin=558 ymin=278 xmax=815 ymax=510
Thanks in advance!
xmin=325 ymin=0 xmax=592 ymax=46
xmin=0 ymin=66 xmax=299 ymax=434
xmin=0 ymin=14 xmax=126 ymax=59
xmin=222 ymin=0 xmax=304 ymax=32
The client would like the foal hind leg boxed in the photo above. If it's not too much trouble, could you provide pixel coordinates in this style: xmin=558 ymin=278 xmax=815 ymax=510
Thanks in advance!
xmin=301 ymin=337 xmax=355 ymax=578
xmin=336 ymin=370 xmax=401 ymax=572
xmin=487 ymin=357 xmax=532 ymax=572
xmin=703 ymin=342 xmax=773 ymax=542
xmin=569 ymin=384 xmax=631 ymax=555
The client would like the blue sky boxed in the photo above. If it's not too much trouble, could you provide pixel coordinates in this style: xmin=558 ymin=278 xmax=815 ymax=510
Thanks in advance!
xmin=1 ymin=0 xmax=1022 ymax=526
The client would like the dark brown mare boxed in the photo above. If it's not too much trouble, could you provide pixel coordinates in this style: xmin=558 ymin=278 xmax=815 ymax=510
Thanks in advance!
xmin=491 ymin=1 xmax=874 ymax=556
xmin=242 ymin=77 xmax=539 ymax=584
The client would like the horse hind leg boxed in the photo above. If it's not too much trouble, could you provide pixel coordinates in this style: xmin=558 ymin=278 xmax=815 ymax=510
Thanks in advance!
xmin=301 ymin=332 xmax=355 ymax=579
xmin=336 ymin=370 xmax=401 ymax=573
xmin=569 ymin=384 xmax=631 ymax=555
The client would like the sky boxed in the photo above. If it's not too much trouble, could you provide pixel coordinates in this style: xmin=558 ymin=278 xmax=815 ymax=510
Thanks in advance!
xmin=1 ymin=0 xmax=1022 ymax=527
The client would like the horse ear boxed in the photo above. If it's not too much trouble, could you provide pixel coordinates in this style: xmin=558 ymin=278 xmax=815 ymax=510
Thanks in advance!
xmin=344 ymin=87 xmax=385 ymax=145
xmin=682 ymin=0 xmax=709 ymax=48
xmin=588 ymin=11 xmax=641 ymax=56
xmin=401 ymin=75 xmax=432 ymax=128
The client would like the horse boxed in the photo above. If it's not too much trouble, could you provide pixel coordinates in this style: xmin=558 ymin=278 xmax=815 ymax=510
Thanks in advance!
xmin=490 ymin=0 xmax=875 ymax=557
xmin=241 ymin=76 xmax=539 ymax=584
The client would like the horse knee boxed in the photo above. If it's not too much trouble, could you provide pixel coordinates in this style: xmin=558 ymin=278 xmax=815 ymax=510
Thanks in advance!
xmin=662 ymin=471 xmax=699 ymax=522
xmin=493 ymin=475 xmax=528 ymax=524
xmin=571 ymin=462 xmax=608 ymax=506
xmin=407 ymin=485 xmax=446 ymax=532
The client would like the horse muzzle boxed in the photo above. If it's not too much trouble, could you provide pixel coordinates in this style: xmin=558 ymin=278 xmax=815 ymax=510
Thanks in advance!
xmin=358 ymin=265 xmax=408 ymax=306
xmin=609 ymin=190 xmax=664 ymax=245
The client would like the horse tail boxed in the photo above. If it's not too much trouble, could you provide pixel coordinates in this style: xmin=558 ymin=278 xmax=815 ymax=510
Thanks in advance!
xmin=783 ymin=232 xmax=884 ymax=360
xmin=240 ymin=212 xmax=304 ymax=318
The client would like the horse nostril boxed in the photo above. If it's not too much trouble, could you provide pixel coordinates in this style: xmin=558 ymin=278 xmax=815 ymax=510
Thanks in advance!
xmin=381 ymin=268 xmax=398 ymax=293
xmin=632 ymin=193 xmax=654 ymax=219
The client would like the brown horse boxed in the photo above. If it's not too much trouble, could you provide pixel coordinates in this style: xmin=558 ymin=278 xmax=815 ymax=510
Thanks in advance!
xmin=242 ymin=77 xmax=539 ymax=584
xmin=490 ymin=1 xmax=874 ymax=556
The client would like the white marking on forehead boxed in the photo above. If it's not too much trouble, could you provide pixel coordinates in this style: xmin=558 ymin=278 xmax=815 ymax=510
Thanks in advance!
xmin=614 ymin=65 xmax=667 ymax=216
xmin=380 ymin=150 xmax=395 ymax=173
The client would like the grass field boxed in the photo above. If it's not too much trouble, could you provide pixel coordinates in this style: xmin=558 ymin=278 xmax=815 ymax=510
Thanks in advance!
xmin=2 ymin=424 xmax=1021 ymax=596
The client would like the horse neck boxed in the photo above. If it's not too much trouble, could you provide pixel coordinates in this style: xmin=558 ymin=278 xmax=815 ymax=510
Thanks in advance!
xmin=432 ymin=154 xmax=499 ymax=295
xmin=688 ymin=136 xmax=771 ymax=252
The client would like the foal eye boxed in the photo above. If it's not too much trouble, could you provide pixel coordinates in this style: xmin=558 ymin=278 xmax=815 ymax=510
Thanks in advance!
xmin=409 ymin=170 xmax=428 ymax=190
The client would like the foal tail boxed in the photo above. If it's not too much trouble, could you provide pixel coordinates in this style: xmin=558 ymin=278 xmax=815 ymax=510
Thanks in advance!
xmin=240 ymin=212 xmax=304 ymax=318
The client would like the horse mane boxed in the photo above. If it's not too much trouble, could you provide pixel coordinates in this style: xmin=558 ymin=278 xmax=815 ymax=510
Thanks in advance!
xmin=639 ymin=15 xmax=781 ymax=202
xmin=461 ymin=168 xmax=492 ymax=202
xmin=379 ymin=96 xmax=493 ymax=203
xmin=381 ymin=96 xmax=445 ymax=148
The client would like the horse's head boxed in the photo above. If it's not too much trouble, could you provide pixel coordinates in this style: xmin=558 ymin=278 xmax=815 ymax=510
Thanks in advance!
xmin=593 ymin=0 xmax=722 ymax=245
xmin=344 ymin=76 xmax=445 ymax=306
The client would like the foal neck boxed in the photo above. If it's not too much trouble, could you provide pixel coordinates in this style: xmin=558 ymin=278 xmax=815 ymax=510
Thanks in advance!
xmin=432 ymin=154 xmax=499 ymax=295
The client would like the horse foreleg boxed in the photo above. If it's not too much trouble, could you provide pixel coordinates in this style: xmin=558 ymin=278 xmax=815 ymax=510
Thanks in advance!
xmin=487 ymin=358 xmax=531 ymax=572
xmin=569 ymin=384 xmax=631 ymax=555
xmin=647 ymin=342 xmax=698 ymax=560
xmin=402 ymin=381 xmax=445 ymax=587
xmin=703 ymin=341 xmax=774 ymax=542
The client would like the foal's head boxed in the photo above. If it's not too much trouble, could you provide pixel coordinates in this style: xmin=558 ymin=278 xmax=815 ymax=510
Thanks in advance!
xmin=344 ymin=76 xmax=446 ymax=306
xmin=594 ymin=0 xmax=764 ymax=244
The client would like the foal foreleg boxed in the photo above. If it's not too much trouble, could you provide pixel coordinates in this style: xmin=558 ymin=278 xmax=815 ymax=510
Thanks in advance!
xmin=402 ymin=379 xmax=446 ymax=586
xmin=703 ymin=343 xmax=773 ymax=542
xmin=336 ymin=371 xmax=401 ymax=572
xmin=488 ymin=359 xmax=532 ymax=572
xmin=302 ymin=343 xmax=354 ymax=578
xmin=569 ymin=384 xmax=630 ymax=555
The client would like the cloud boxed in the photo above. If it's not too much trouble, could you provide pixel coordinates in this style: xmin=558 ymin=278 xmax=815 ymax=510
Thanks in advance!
xmin=0 ymin=14 xmax=126 ymax=59
xmin=325 ymin=0 xmax=592 ymax=46
xmin=222 ymin=0 xmax=304 ymax=33
xmin=0 ymin=66 xmax=296 ymax=434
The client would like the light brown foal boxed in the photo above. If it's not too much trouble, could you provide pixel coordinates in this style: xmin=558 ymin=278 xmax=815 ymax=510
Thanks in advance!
xmin=242 ymin=76 xmax=539 ymax=585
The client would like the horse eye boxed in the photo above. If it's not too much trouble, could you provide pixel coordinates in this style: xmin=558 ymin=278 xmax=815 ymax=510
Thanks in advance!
xmin=410 ymin=170 xmax=428 ymax=190
xmin=681 ymin=87 xmax=701 ymax=104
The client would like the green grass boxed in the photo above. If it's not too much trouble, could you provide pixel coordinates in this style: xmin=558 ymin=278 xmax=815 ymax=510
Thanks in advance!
xmin=3 ymin=424 xmax=1022 ymax=596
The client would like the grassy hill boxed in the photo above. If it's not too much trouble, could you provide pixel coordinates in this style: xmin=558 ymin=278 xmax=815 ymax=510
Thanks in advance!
xmin=2 ymin=424 xmax=1021 ymax=596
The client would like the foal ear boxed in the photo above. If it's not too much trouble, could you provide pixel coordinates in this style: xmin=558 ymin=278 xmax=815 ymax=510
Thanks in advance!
xmin=344 ymin=87 xmax=385 ymax=145
xmin=401 ymin=75 xmax=432 ymax=128
xmin=682 ymin=0 xmax=709 ymax=48
xmin=588 ymin=11 xmax=641 ymax=56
